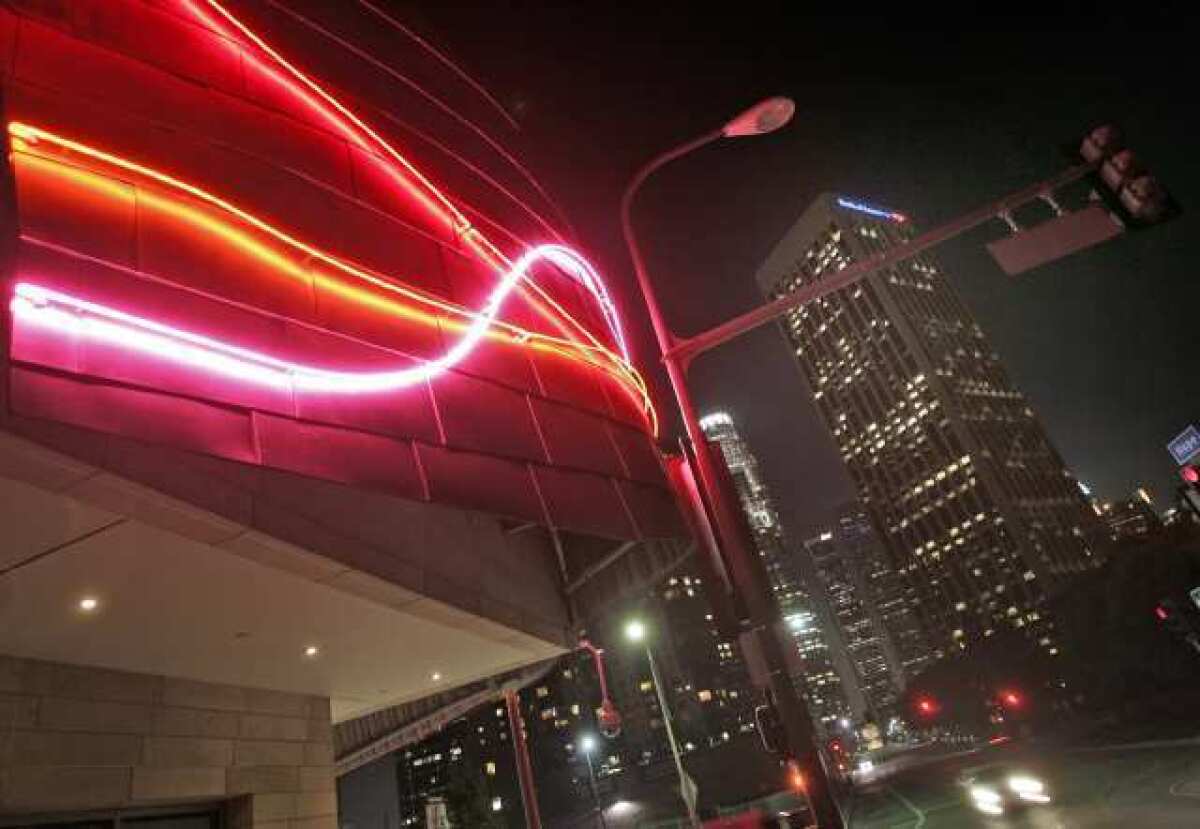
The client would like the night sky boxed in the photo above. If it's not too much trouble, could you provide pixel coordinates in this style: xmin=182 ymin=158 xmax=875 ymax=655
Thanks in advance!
xmin=401 ymin=5 xmax=1195 ymax=536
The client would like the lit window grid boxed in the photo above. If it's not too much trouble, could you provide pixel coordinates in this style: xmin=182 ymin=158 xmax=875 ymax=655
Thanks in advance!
xmin=767 ymin=203 xmax=1099 ymax=653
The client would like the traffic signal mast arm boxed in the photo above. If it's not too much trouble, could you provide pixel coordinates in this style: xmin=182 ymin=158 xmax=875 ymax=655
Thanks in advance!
xmin=667 ymin=161 xmax=1097 ymax=365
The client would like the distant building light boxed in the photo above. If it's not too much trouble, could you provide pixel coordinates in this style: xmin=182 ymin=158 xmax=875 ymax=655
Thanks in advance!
xmin=1077 ymin=480 xmax=1092 ymax=497
xmin=836 ymin=196 xmax=907 ymax=223
xmin=819 ymin=531 xmax=833 ymax=542
xmin=491 ymin=797 xmax=503 ymax=812
xmin=699 ymin=412 xmax=734 ymax=431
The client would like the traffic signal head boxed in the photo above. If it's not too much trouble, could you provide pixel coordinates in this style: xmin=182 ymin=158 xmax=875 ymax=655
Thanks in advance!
xmin=915 ymin=696 xmax=939 ymax=717
xmin=1079 ymin=124 xmax=1180 ymax=228
xmin=1000 ymin=690 xmax=1023 ymax=708
xmin=1155 ymin=598 xmax=1196 ymax=638
xmin=1182 ymin=465 xmax=1199 ymax=486
xmin=1080 ymin=125 xmax=1122 ymax=163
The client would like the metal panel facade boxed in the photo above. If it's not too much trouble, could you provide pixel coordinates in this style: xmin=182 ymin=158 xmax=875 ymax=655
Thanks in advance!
xmin=0 ymin=0 xmax=682 ymax=543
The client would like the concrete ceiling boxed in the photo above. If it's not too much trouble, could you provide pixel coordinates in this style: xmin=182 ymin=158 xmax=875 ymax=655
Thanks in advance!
xmin=0 ymin=432 xmax=562 ymax=721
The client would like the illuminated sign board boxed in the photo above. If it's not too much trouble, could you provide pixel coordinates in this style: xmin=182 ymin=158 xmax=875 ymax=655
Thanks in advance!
xmin=836 ymin=196 xmax=907 ymax=223
xmin=1168 ymin=424 xmax=1200 ymax=466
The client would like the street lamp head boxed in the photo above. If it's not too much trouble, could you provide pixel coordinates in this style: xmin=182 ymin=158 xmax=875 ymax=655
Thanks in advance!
xmin=580 ymin=734 xmax=596 ymax=754
xmin=722 ymin=96 xmax=795 ymax=138
xmin=624 ymin=619 xmax=646 ymax=643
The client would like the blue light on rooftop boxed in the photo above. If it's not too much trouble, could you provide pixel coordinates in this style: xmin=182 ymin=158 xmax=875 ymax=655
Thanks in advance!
xmin=836 ymin=196 xmax=907 ymax=223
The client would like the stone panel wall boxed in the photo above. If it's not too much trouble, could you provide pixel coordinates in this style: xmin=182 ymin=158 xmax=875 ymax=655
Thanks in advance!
xmin=0 ymin=655 xmax=335 ymax=828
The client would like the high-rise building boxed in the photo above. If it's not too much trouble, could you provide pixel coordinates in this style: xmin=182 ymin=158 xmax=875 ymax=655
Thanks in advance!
xmin=802 ymin=504 xmax=928 ymax=722
xmin=833 ymin=506 xmax=930 ymax=681
xmin=387 ymin=654 xmax=609 ymax=828
xmin=394 ymin=704 xmax=520 ymax=828
xmin=700 ymin=411 xmax=850 ymax=731
xmin=636 ymin=572 xmax=760 ymax=755
xmin=1100 ymin=487 xmax=1164 ymax=542
xmin=756 ymin=194 xmax=1103 ymax=663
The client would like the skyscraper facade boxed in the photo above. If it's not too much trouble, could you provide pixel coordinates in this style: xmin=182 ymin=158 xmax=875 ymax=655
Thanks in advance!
xmin=700 ymin=412 xmax=850 ymax=731
xmin=832 ymin=506 xmax=930 ymax=681
xmin=802 ymin=504 xmax=929 ymax=722
xmin=756 ymin=194 xmax=1103 ymax=664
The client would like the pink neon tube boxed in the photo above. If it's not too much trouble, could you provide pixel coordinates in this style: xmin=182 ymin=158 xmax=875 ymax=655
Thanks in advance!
xmin=10 ymin=249 xmax=613 ymax=395
xmin=177 ymin=0 xmax=634 ymax=375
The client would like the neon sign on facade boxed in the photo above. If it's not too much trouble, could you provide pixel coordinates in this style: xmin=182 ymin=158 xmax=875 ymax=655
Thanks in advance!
xmin=8 ymin=0 xmax=658 ymax=431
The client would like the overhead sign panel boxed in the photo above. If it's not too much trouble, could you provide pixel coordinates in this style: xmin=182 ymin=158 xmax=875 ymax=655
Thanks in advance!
xmin=1168 ymin=425 xmax=1200 ymax=466
xmin=987 ymin=203 xmax=1124 ymax=276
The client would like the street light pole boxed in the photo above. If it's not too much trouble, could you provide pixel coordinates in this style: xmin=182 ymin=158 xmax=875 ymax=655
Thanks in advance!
xmin=626 ymin=621 xmax=699 ymax=828
xmin=580 ymin=736 xmax=608 ymax=829
xmin=646 ymin=643 xmax=695 ymax=828
xmin=620 ymin=98 xmax=844 ymax=829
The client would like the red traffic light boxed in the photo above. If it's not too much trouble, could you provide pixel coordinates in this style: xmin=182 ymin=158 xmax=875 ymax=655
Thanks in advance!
xmin=916 ymin=696 xmax=939 ymax=716
xmin=1155 ymin=604 xmax=1171 ymax=621
xmin=1182 ymin=465 xmax=1199 ymax=485
xmin=1000 ymin=690 xmax=1023 ymax=708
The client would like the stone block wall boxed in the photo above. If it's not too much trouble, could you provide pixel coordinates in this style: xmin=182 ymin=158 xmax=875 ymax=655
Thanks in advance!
xmin=0 ymin=655 xmax=335 ymax=827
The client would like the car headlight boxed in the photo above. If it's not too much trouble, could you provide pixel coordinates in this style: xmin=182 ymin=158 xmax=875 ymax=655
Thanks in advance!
xmin=1008 ymin=775 xmax=1051 ymax=803
xmin=969 ymin=786 xmax=1004 ymax=815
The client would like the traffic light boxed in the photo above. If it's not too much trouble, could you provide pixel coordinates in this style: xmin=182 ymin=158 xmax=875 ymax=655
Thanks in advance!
xmin=1153 ymin=599 xmax=1200 ymax=656
xmin=915 ymin=695 xmax=939 ymax=717
xmin=1180 ymin=465 xmax=1200 ymax=520
xmin=1154 ymin=599 xmax=1195 ymax=638
xmin=1079 ymin=125 xmax=1180 ymax=228
xmin=1182 ymin=464 xmax=1199 ymax=486
xmin=999 ymin=690 xmax=1023 ymax=709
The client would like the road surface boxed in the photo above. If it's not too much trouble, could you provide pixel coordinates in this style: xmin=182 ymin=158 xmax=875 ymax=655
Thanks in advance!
xmin=847 ymin=739 xmax=1200 ymax=827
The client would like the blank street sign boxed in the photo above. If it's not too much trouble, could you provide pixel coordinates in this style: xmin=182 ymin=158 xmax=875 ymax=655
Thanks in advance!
xmin=987 ymin=203 xmax=1124 ymax=276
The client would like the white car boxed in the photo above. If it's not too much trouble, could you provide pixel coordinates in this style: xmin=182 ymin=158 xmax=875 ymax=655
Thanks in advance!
xmin=958 ymin=763 xmax=1052 ymax=817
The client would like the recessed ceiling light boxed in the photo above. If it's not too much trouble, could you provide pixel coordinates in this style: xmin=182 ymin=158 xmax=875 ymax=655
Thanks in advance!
xmin=304 ymin=645 xmax=320 ymax=658
xmin=431 ymin=671 xmax=443 ymax=683
xmin=78 ymin=596 xmax=100 ymax=613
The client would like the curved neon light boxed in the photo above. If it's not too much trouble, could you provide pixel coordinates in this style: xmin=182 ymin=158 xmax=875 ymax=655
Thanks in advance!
xmin=177 ymin=0 xmax=636 ymax=383
xmin=9 ymin=126 xmax=641 ymax=409
xmin=8 ymin=124 xmax=632 ymax=368
xmin=12 ymin=278 xmax=587 ymax=394
xmin=7 ymin=1 xmax=660 ymax=432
